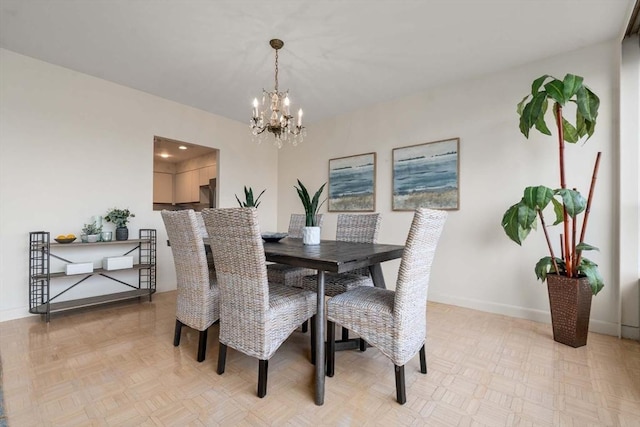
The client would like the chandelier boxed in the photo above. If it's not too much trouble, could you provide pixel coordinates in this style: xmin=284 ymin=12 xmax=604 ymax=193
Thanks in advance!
xmin=250 ymin=39 xmax=305 ymax=148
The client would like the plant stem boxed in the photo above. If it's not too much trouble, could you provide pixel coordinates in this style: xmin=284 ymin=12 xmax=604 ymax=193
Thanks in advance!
xmin=555 ymin=104 xmax=572 ymax=276
xmin=575 ymin=152 xmax=602 ymax=269
xmin=571 ymin=187 xmax=577 ymax=272
xmin=539 ymin=209 xmax=560 ymax=274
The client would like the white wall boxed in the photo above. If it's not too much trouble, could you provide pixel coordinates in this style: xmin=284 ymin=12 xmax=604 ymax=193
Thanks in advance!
xmin=0 ymin=49 xmax=278 ymax=321
xmin=620 ymin=35 xmax=640 ymax=339
xmin=278 ymin=41 xmax=627 ymax=336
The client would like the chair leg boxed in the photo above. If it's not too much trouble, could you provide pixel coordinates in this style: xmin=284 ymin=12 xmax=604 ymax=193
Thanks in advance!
xmin=258 ymin=359 xmax=268 ymax=398
xmin=301 ymin=320 xmax=308 ymax=333
xmin=341 ymin=327 xmax=349 ymax=341
xmin=419 ymin=344 xmax=427 ymax=374
xmin=395 ymin=364 xmax=407 ymax=404
xmin=310 ymin=316 xmax=316 ymax=365
xmin=197 ymin=329 xmax=208 ymax=362
xmin=173 ymin=319 xmax=183 ymax=346
xmin=327 ymin=320 xmax=335 ymax=377
xmin=217 ymin=343 xmax=227 ymax=375
xmin=359 ymin=338 xmax=367 ymax=352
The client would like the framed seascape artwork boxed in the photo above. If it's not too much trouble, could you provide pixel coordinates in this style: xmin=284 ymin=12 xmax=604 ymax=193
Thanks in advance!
xmin=328 ymin=152 xmax=376 ymax=212
xmin=392 ymin=138 xmax=459 ymax=210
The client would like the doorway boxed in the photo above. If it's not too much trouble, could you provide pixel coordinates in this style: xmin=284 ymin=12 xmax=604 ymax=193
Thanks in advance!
xmin=153 ymin=136 xmax=219 ymax=211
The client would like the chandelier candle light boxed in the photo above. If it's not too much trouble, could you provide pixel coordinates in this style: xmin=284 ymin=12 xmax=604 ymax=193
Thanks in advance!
xmin=250 ymin=39 xmax=305 ymax=148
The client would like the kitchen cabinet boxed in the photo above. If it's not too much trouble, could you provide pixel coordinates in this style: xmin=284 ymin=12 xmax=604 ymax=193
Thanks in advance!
xmin=153 ymin=172 xmax=173 ymax=203
xmin=28 ymin=230 xmax=157 ymax=322
xmin=199 ymin=165 xmax=215 ymax=186
xmin=175 ymin=170 xmax=199 ymax=203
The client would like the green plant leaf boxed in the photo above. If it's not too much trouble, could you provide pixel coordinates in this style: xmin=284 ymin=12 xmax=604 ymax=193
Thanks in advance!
xmin=576 ymin=110 xmax=587 ymax=138
xmin=519 ymin=92 xmax=547 ymax=138
xmin=534 ymin=257 xmax=564 ymax=281
xmin=533 ymin=99 xmax=551 ymax=135
xmin=254 ymin=189 xmax=266 ymax=208
xmin=246 ymin=187 xmax=254 ymax=206
xmin=517 ymin=202 xmax=537 ymax=229
xmin=576 ymin=86 xmax=599 ymax=122
xmin=578 ymin=257 xmax=604 ymax=295
xmin=519 ymin=102 xmax=533 ymax=137
xmin=502 ymin=203 xmax=531 ymax=245
xmin=235 ymin=194 xmax=244 ymax=207
xmin=523 ymin=186 xmax=554 ymax=210
xmin=550 ymin=197 xmax=564 ymax=225
xmin=562 ymin=117 xmax=579 ymax=143
xmin=531 ymin=74 xmax=551 ymax=95
xmin=516 ymin=95 xmax=529 ymax=115
xmin=556 ymin=188 xmax=586 ymax=217
xmin=562 ymin=73 xmax=584 ymax=99
xmin=544 ymin=79 xmax=566 ymax=105
xmin=576 ymin=242 xmax=599 ymax=251
xmin=585 ymin=118 xmax=596 ymax=138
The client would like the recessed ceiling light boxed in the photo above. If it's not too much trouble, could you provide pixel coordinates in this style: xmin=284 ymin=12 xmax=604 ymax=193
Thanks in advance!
xmin=179 ymin=145 xmax=188 ymax=150
xmin=160 ymin=153 xmax=170 ymax=158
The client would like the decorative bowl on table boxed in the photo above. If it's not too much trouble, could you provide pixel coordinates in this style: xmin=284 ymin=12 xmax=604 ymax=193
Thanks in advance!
xmin=261 ymin=232 xmax=288 ymax=243
xmin=54 ymin=237 xmax=76 ymax=244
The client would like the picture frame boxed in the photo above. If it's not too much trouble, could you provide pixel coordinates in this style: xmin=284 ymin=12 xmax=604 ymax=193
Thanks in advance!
xmin=392 ymin=138 xmax=459 ymax=210
xmin=328 ymin=152 xmax=376 ymax=212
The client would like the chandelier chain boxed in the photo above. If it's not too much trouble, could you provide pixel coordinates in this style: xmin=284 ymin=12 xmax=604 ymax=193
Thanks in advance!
xmin=274 ymin=48 xmax=279 ymax=93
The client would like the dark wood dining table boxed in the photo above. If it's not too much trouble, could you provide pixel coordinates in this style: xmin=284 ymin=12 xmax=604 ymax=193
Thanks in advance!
xmin=263 ymin=238 xmax=404 ymax=405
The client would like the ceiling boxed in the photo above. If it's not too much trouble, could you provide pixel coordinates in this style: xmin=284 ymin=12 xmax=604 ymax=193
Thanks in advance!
xmin=0 ymin=1 xmax=636 ymax=126
xmin=154 ymin=136 xmax=217 ymax=163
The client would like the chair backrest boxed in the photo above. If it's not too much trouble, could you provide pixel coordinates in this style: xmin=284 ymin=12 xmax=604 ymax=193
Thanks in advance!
xmin=394 ymin=208 xmax=447 ymax=341
xmin=195 ymin=211 xmax=208 ymax=237
xmin=336 ymin=213 xmax=381 ymax=276
xmin=288 ymin=213 xmax=324 ymax=238
xmin=161 ymin=210 xmax=213 ymax=327
xmin=336 ymin=213 xmax=381 ymax=243
xmin=201 ymin=207 xmax=269 ymax=356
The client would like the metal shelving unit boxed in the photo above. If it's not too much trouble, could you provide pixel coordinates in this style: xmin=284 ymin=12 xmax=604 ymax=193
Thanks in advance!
xmin=28 ymin=229 xmax=157 ymax=322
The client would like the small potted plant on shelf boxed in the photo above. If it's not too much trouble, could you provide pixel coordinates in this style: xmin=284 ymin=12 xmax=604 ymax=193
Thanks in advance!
xmin=81 ymin=222 xmax=103 ymax=243
xmin=294 ymin=179 xmax=326 ymax=245
xmin=105 ymin=208 xmax=135 ymax=241
xmin=235 ymin=186 xmax=266 ymax=208
xmin=501 ymin=73 xmax=604 ymax=348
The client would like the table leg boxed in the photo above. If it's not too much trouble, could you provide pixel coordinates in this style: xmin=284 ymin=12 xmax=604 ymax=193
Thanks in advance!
xmin=314 ymin=270 xmax=325 ymax=405
xmin=369 ymin=264 xmax=386 ymax=289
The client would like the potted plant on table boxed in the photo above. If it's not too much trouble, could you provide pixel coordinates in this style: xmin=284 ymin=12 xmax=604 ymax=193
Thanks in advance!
xmin=294 ymin=179 xmax=326 ymax=245
xmin=235 ymin=186 xmax=266 ymax=208
xmin=81 ymin=221 xmax=103 ymax=243
xmin=105 ymin=208 xmax=135 ymax=241
xmin=501 ymin=73 xmax=604 ymax=347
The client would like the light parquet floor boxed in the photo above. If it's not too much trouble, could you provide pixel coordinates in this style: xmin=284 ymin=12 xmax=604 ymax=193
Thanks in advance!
xmin=0 ymin=291 xmax=639 ymax=426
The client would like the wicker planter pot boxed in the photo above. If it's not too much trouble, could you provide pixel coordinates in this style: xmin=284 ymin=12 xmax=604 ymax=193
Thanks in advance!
xmin=547 ymin=274 xmax=592 ymax=348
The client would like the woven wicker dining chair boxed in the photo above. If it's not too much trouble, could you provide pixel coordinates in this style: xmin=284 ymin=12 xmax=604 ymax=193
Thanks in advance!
xmin=301 ymin=213 xmax=380 ymax=342
xmin=301 ymin=213 xmax=380 ymax=297
xmin=266 ymin=213 xmax=324 ymax=288
xmin=201 ymin=207 xmax=317 ymax=398
xmin=326 ymin=208 xmax=447 ymax=404
xmin=161 ymin=209 xmax=220 ymax=362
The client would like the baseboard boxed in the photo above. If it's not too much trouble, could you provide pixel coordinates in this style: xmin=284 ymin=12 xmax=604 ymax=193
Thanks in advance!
xmin=621 ymin=324 xmax=640 ymax=340
xmin=429 ymin=292 xmax=619 ymax=337
xmin=0 ymin=306 xmax=32 ymax=323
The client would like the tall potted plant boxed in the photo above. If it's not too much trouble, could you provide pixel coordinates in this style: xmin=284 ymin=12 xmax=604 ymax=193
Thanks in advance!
xmin=501 ymin=73 xmax=604 ymax=347
xmin=294 ymin=179 xmax=326 ymax=245
xmin=105 ymin=208 xmax=135 ymax=241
